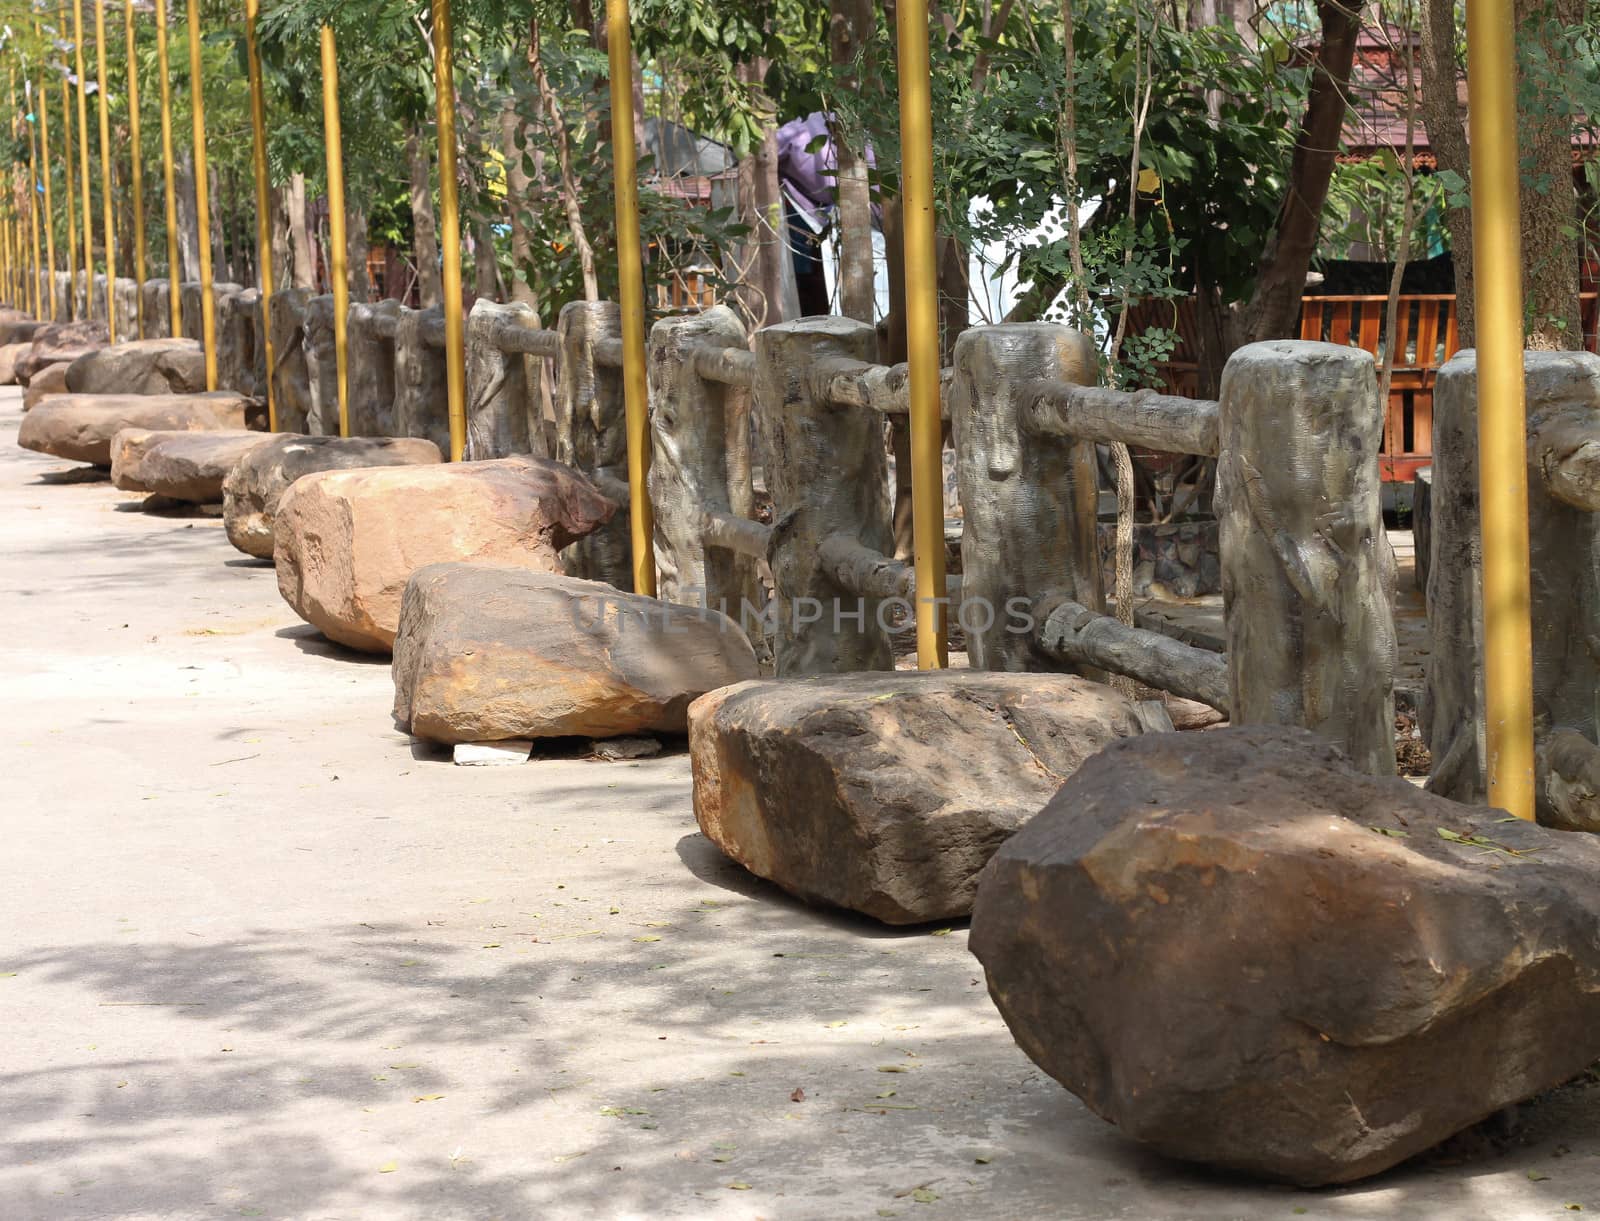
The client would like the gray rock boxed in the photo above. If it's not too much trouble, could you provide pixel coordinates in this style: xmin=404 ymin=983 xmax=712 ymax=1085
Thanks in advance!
xmin=110 ymin=428 xmax=275 ymax=504
xmin=22 ymin=361 xmax=69 ymax=411
xmin=690 ymin=671 xmax=1147 ymax=924
xmin=393 ymin=564 xmax=759 ymax=742
xmin=18 ymin=392 xmax=256 ymax=466
xmin=15 ymin=319 xmax=109 ymax=384
xmin=970 ymin=725 xmax=1600 ymax=1186
xmin=66 ymin=337 xmax=207 ymax=396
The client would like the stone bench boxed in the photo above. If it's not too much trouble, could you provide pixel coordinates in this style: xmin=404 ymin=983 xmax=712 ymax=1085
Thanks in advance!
xmin=223 ymin=433 xmax=443 ymax=559
xmin=15 ymin=320 xmax=109 ymax=384
xmin=111 ymin=428 xmax=276 ymax=504
xmin=273 ymin=455 xmax=616 ymax=653
xmin=392 ymin=564 xmax=760 ymax=744
xmin=22 ymin=362 xmax=69 ymax=411
xmin=66 ymin=337 xmax=207 ymax=397
xmin=689 ymin=671 xmax=1148 ymax=924
xmin=18 ymin=392 xmax=258 ymax=467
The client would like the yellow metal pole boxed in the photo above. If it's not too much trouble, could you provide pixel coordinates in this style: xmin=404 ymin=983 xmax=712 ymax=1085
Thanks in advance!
xmin=124 ymin=0 xmax=146 ymax=338
xmin=35 ymin=23 xmax=58 ymax=321
xmin=27 ymin=85 xmax=43 ymax=319
xmin=154 ymin=0 xmax=179 ymax=336
xmin=185 ymin=0 xmax=214 ymax=387
xmin=72 ymin=0 xmax=94 ymax=325
xmin=1466 ymin=0 xmax=1536 ymax=820
xmin=244 ymin=0 xmax=275 ymax=430
xmin=318 ymin=25 xmax=349 ymax=435
xmin=604 ymin=0 xmax=655 ymax=596
xmin=432 ymin=0 xmax=465 ymax=461
xmin=94 ymin=0 xmax=116 ymax=343
xmin=895 ymin=0 xmax=948 ymax=668
xmin=58 ymin=13 xmax=78 ymax=318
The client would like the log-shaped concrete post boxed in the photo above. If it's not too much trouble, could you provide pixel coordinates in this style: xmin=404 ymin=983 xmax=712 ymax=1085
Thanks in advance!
xmin=91 ymin=274 xmax=109 ymax=327
xmin=303 ymin=294 xmax=340 ymax=436
xmin=269 ymin=287 xmax=314 ymax=434
xmin=465 ymin=298 xmax=548 ymax=459
xmin=179 ymin=281 xmax=203 ymax=341
xmin=754 ymin=315 xmax=894 ymax=675
xmin=1217 ymin=340 xmax=1396 ymax=775
xmin=393 ymin=305 xmax=452 ymax=454
xmin=53 ymin=272 xmax=72 ymax=323
xmin=141 ymin=280 xmax=171 ymax=338
xmin=217 ymin=288 xmax=264 ymax=398
xmin=113 ymin=278 xmax=139 ymax=339
xmin=952 ymin=323 xmax=1101 ymax=670
xmin=557 ymin=300 xmax=632 ymax=589
xmin=1425 ymin=349 xmax=1600 ymax=827
xmin=648 ymin=304 xmax=754 ymax=612
xmin=347 ymin=299 xmax=401 ymax=437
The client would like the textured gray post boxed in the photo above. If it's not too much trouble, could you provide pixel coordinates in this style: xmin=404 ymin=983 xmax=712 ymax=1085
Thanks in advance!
xmin=753 ymin=315 xmax=894 ymax=675
xmin=557 ymin=300 xmax=632 ymax=589
xmin=53 ymin=272 xmax=71 ymax=323
xmin=217 ymin=288 xmax=264 ymax=398
xmin=140 ymin=280 xmax=171 ymax=338
xmin=1217 ymin=340 xmax=1396 ymax=775
xmin=465 ymin=298 xmax=548 ymax=459
xmin=953 ymin=323 xmax=1102 ymax=670
xmin=347 ymin=299 xmax=401 ymax=437
xmin=1425 ymin=350 xmax=1600 ymax=827
xmin=303 ymin=294 xmax=340 ymax=436
xmin=113 ymin=278 xmax=138 ymax=338
xmin=393 ymin=305 xmax=451 ymax=453
xmin=269 ymin=287 xmax=314 ymax=434
xmin=648 ymin=305 xmax=754 ymax=612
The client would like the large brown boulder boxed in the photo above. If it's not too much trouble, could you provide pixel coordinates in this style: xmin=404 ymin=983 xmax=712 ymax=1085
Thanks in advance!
xmin=15 ymin=320 xmax=109 ymax=384
xmin=223 ymin=433 xmax=443 ymax=559
xmin=393 ymin=564 xmax=760 ymax=744
xmin=18 ymin=392 xmax=254 ymax=466
xmin=273 ymin=455 xmax=616 ymax=653
xmin=970 ymin=725 xmax=1600 ymax=1187
xmin=22 ymin=361 xmax=69 ymax=411
xmin=66 ymin=337 xmax=207 ymax=396
xmin=0 ymin=319 xmax=46 ymax=348
xmin=0 ymin=340 xmax=31 ymax=384
xmin=110 ymin=428 xmax=275 ymax=503
xmin=690 ymin=672 xmax=1148 ymax=924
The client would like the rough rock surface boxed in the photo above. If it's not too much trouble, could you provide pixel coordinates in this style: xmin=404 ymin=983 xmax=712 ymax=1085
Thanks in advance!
xmin=16 ymin=320 xmax=110 ymax=384
xmin=690 ymin=672 xmax=1147 ymax=924
xmin=393 ymin=565 xmax=760 ymax=744
xmin=969 ymin=725 xmax=1600 ymax=1187
xmin=22 ymin=361 xmax=69 ymax=411
xmin=0 ymin=341 xmax=30 ymax=385
xmin=110 ymin=429 xmax=275 ymax=503
xmin=65 ymin=337 xmax=207 ymax=396
xmin=223 ymin=433 xmax=443 ymax=559
xmin=0 ymin=319 xmax=45 ymax=348
xmin=17 ymin=392 xmax=254 ymax=466
xmin=273 ymin=456 xmax=616 ymax=653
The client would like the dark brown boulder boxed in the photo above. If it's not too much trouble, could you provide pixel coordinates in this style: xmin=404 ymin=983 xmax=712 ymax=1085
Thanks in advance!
xmin=690 ymin=672 xmax=1148 ymax=924
xmin=15 ymin=320 xmax=109 ymax=384
xmin=970 ymin=725 xmax=1600 ymax=1186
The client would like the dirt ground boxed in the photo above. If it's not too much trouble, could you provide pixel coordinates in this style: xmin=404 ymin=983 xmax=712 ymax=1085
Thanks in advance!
xmin=3 ymin=386 xmax=1598 ymax=1220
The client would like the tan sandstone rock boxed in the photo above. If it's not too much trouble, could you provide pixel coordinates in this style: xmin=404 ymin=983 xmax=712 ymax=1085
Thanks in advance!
xmin=110 ymin=428 xmax=275 ymax=503
xmin=18 ymin=392 xmax=254 ymax=466
xmin=273 ymin=455 xmax=616 ymax=653
xmin=0 ymin=341 xmax=31 ymax=385
xmin=392 ymin=564 xmax=760 ymax=743
xmin=15 ymin=319 xmax=109 ymax=383
xmin=223 ymin=433 xmax=443 ymax=559
xmin=22 ymin=361 xmax=69 ymax=410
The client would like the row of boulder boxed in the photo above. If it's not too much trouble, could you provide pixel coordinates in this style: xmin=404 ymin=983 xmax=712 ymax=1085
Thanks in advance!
xmin=11 ymin=304 xmax=1599 ymax=1191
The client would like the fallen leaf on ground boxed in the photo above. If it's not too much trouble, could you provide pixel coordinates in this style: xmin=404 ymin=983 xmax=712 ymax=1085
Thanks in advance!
xmin=790 ymin=1087 xmax=806 ymax=1102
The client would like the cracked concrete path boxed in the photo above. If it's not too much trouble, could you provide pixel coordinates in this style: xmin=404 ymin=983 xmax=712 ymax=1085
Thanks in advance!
xmin=2 ymin=386 xmax=1598 ymax=1220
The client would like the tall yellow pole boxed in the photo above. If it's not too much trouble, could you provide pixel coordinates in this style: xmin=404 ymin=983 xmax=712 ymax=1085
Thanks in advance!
xmin=93 ymin=0 xmax=116 ymax=343
xmin=604 ymin=0 xmax=655 ymax=596
xmin=1466 ymin=0 xmax=1535 ymax=820
xmin=244 ymin=0 xmax=275 ymax=430
xmin=58 ymin=13 xmax=78 ymax=318
xmin=27 ymin=85 xmax=43 ymax=319
xmin=895 ymin=0 xmax=948 ymax=668
xmin=319 ymin=24 xmax=348 ymax=435
xmin=154 ymin=0 xmax=180 ymax=336
xmin=72 ymin=0 xmax=94 ymax=325
xmin=124 ymin=0 xmax=146 ymax=338
xmin=35 ymin=23 xmax=58 ymax=321
xmin=432 ymin=0 xmax=465 ymax=461
xmin=185 ymin=0 xmax=214 ymax=387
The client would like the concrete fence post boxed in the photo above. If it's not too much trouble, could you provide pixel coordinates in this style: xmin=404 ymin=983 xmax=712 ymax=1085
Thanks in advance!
xmin=303 ymin=293 xmax=340 ymax=435
xmin=217 ymin=288 xmax=265 ymax=398
xmin=647 ymin=304 xmax=752 ymax=611
xmin=393 ymin=304 xmax=452 ymax=454
xmin=113 ymin=278 xmax=139 ymax=339
xmin=952 ymin=323 xmax=1102 ymax=671
xmin=557 ymin=300 xmax=632 ymax=589
xmin=753 ymin=315 xmax=894 ymax=676
xmin=465 ymin=298 xmax=548 ymax=460
xmin=269 ymin=287 xmax=314 ymax=434
xmin=140 ymin=280 xmax=171 ymax=338
xmin=347 ymin=299 xmax=401 ymax=437
xmin=1216 ymin=340 xmax=1396 ymax=775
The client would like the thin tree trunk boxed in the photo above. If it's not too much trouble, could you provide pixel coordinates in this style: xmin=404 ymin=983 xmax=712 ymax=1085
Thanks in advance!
xmin=175 ymin=149 xmax=201 ymax=282
xmin=1419 ymin=0 xmax=1473 ymax=344
xmin=830 ymin=0 xmax=876 ymax=323
xmin=1238 ymin=0 xmax=1359 ymax=344
xmin=406 ymin=130 xmax=442 ymax=307
xmin=271 ymin=183 xmax=292 ymax=293
xmin=1517 ymin=0 xmax=1582 ymax=350
xmin=208 ymin=163 xmax=225 ymax=283
xmin=533 ymin=19 xmax=599 ymax=300
xmin=499 ymin=101 xmax=536 ymax=306
xmin=348 ymin=203 xmax=371 ymax=303
xmin=287 ymin=172 xmax=315 ymax=291
xmin=734 ymin=59 xmax=787 ymax=329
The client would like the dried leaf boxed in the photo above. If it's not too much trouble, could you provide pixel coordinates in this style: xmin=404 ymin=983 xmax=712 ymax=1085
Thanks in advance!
xmin=377 ymin=1161 xmax=398 ymax=1174
xmin=790 ymin=1087 xmax=806 ymax=1102
xmin=727 ymin=1182 xmax=752 ymax=1191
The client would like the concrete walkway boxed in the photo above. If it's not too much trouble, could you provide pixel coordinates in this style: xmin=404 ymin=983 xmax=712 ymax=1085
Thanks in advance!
xmin=2 ymin=385 xmax=1597 ymax=1220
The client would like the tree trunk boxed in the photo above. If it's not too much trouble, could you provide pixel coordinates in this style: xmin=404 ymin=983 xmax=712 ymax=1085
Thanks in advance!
xmin=733 ymin=60 xmax=788 ymax=330
xmin=830 ymin=0 xmax=876 ymax=323
xmin=347 ymin=203 xmax=371 ymax=303
xmin=499 ymin=102 xmax=537 ymax=307
xmin=882 ymin=196 xmax=915 ymax=559
xmin=1516 ymin=0 xmax=1582 ymax=350
xmin=1420 ymin=0 xmax=1474 ymax=345
xmin=472 ymin=218 xmax=499 ymax=301
xmin=271 ymin=183 xmax=292 ymax=292
xmin=406 ymin=130 xmax=442 ymax=307
xmin=287 ymin=172 xmax=316 ymax=291
xmin=1237 ymin=0 xmax=1359 ymax=344
xmin=208 ymin=163 xmax=226 ymax=283
xmin=175 ymin=149 xmax=201 ymax=282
